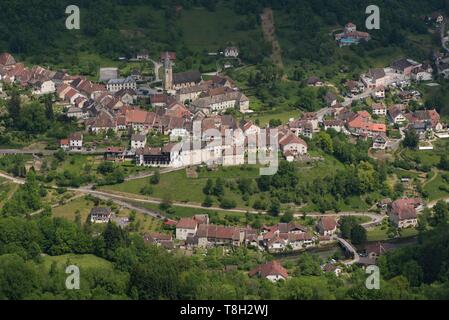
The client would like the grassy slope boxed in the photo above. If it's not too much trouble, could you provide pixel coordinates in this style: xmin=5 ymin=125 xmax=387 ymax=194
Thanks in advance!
xmin=41 ymin=254 xmax=112 ymax=271
xmin=101 ymin=165 xmax=264 ymax=209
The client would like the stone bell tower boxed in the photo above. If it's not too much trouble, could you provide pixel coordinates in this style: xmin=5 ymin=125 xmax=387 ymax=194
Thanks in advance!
xmin=163 ymin=52 xmax=173 ymax=91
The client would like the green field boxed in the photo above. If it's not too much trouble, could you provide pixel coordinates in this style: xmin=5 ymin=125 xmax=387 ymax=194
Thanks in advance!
xmin=424 ymin=171 xmax=449 ymax=201
xmin=101 ymin=166 xmax=264 ymax=209
xmin=41 ymin=254 xmax=112 ymax=271
xmin=367 ymin=226 xmax=419 ymax=242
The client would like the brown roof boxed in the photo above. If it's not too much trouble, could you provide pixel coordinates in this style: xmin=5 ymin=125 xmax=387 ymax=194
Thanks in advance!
xmin=176 ymin=218 xmax=198 ymax=230
xmin=0 ymin=53 xmax=16 ymax=66
xmin=319 ymin=216 xmax=337 ymax=231
xmin=249 ymin=261 xmax=289 ymax=279
xmin=196 ymin=224 xmax=241 ymax=241
xmin=390 ymin=198 xmax=420 ymax=220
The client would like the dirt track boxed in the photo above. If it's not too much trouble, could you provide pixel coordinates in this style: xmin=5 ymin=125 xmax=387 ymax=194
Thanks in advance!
xmin=261 ymin=8 xmax=284 ymax=69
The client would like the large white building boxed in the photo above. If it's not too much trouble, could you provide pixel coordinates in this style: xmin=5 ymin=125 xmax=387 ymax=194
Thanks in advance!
xmin=192 ymin=91 xmax=250 ymax=114
xmin=107 ymin=77 xmax=137 ymax=93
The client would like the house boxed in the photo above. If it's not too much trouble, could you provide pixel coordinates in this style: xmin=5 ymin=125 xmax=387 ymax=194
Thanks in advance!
xmin=388 ymin=105 xmax=407 ymax=124
xmin=388 ymin=198 xmax=421 ymax=228
xmin=90 ymin=207 xmax=112 ymax=223
xmin=196 ymin=224 xmax=245 ymax=247
xmin=325 ymin=91 xmax=338 ymax=107
xmin=249 ymin=261 xmax=289 ymax=282
xmin=192 ymin=91 xmax=250 ymax=114
xmin=335 ymin=23 xmax=370 ymax=47
xmin=372 ymin=134 xmax=389 ymax=150
xmin=69 ymin=132 xmax=83 ymax=151
xmin=144 ymin=232 xmax=173 ymax=248
xmin=104 ymin=147 xmax=125 ymax=162
xmin=361 ymin=68 xmax=387 ymax=89
xmin=150 ymin=94 xmax=171 ymax=107
xmin=322 ymin=263 xmax=343 ymax=277
xmin=60 ymin=139 xmax=69 ymax=151
xmin=317 ymin=216 xmax=337 ymax=236
xmin=107 ymin=77 xmax=137 ymax=93
xmin=347 ymin=115 xmax=387 ymax=138
xmin=66 ymin=106 xmax=85 ymax=119
xmin=90 ymin=109 xmax=117 ymax=133
xmin=172 ymin=71 xmax=202 ymax=90
xmin=390 ymin=58 xmax=421 ymax=77
xmin=323 ymin=120 xmax=345 ymax=133
xmin=224 ymin=47 xmax=239 ymax=58
xmin=345 ymin=80 xmax=363 ymax=95
xmin=136 ymin=50 xmax=150 ymax=61
xmin=32 ymin=80 xmax=55 ymax=95
xmin=131 ymin=134 xmax=147 ymax=149
xmin=0 ymin=53 xmax=16 ymax=67
xmin=411 ymin=64 xmax=433 ymax=82
xmin=307 ymin=76 xmax=323 ymax=86
xmin=413 ymin=109 xmax=443 ymax=131
xmin=289 ymin=119 xmax=315 ymax=139
xmin=278 ymin=130 xmax=308 ymax=160
xmin=115 ymin=88 xmax=137 ymax=105
xmin=371 ymin=86 xmax=385 ymax=100
xmin=371 ymin=103 xmax=387 ymax=116
xmin=211 ymin=74 xmax=236 ymax=89
xmin=175 ymin=218 xmax=198 ymax=240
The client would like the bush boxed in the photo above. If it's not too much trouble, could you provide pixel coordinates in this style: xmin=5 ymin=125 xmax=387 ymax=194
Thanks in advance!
xmin=220 ymin=198 xmax=237 ymax=209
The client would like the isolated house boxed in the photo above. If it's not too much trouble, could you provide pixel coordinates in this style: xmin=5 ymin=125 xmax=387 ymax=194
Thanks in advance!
xmin=90 ymin=207 xmax=112 ymax=223
xmin=69 ymin=132 xmax=83 ymax=151
xmin=249 ymin=261 xmax=289 ymax=282
xmin=388 ymin=198 xmax=420 ymax=228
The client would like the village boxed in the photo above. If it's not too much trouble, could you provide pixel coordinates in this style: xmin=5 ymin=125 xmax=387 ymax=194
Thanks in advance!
xmin=0 ymin=26 xmax=448 ymax=282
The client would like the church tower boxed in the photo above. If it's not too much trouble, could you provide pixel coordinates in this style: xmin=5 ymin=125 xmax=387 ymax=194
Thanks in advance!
xmin=163 ymin=52 xmax=173 ymax=91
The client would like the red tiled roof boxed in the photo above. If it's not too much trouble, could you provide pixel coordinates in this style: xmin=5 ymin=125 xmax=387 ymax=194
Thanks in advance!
xmin=176 ymin=218 xmax=198 ymax=230
xmin=320 ymin=216 xmax=337 ymax=231
xmin=249 ymin=261 xmax=289 ymax=279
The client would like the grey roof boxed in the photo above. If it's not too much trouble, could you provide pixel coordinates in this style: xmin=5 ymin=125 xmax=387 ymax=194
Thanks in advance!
xmin=107 ymin=76 xmax=136 ymax=85
xmin=391 ymin=58 xmax=419 ymax=71
xmin=173 ymin=71 xmax=202 ymax=85
xmin=192 ymin=91 xmax=248 ymax=110
xmin=131 ymin=134 xmax=146 ymax=142
xmin=367 ymin=68 xmax=386 ymax=80
xmin=90 ymin=207 xmax=111 ymax=216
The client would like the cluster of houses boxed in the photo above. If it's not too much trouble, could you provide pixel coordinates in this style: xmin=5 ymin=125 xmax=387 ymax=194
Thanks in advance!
xmin=143 ymin=214 xmax=340 ymax=253
xmin=306 ymin=56 xmax=446 ymax=150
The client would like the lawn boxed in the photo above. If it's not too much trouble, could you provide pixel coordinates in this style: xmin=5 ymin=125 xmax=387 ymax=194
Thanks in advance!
xmin=424 ymin=171 xmax=449 ymax=201
xmin=41 ymin=254 xmax=112 ymax=271
xmin=52 ymin=196 xmax=162 ymax=233
xmin=245 ymin=109 xmax=299 ymax=126
xmin=367 ymin=226 xmax=419 ymax=242
xmin=52 ymin=197 xmax=96 ymax=223
xmin=101 ymin=165 xmax=264 ymax=209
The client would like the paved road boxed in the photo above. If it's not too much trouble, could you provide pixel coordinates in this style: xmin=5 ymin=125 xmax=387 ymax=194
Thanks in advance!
xmin=0 ymin=148 xmax=106 ymax=156
xmin=149 ymin=59 xmax=163 ymax=82
xmin=342 ymin=88 xmax=374 ymax=107
xmin=1 ymin=168 xmax=388 ymax=226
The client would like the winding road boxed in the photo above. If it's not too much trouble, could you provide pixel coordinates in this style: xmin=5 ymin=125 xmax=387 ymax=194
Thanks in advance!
xmin=1 ymin=168 xmax=388 ymax=228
